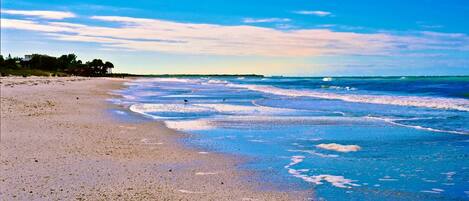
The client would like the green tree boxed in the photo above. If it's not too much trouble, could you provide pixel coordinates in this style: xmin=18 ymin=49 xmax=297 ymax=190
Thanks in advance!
xmin=87 ymin=59 xmax=105 ymax=76
xmin=57 ymin=54 xmax=77 ymax=70
xmin=29 ymin=54 xmax=59 ymax=71
xmin=4 ymin=56 xmax=21 ymax=69
xmin=104 ymin=61 xmax=114 ymax=74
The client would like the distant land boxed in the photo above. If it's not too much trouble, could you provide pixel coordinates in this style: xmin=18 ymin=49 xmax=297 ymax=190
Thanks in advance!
xmin=1 ymin=53 xmax=467 ymax=78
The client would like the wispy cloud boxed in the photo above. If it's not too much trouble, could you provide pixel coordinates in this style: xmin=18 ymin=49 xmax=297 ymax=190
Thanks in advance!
xmin=242 ymin=18 xmax=291 ymax=23
xmin=418 ymin=23 xmax=443 ymax=29
xmin=275 ymin=23 xmax=297 ymax=30
xmin=293 ymin=10 xmax=331 ymax=17
xmin=1 ymin=9 xmax=76 ymax=19
xmin=420 ymin=24 xmax=443 ymax=29
xmin=73 ymin=4 xmax=139 ymax=12
xmin=2 ymin=12 xmax=468 ymax=57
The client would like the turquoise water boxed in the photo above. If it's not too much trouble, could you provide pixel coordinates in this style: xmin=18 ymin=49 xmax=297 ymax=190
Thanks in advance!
xmin=111 ymin=76 xmax=469 ymax=200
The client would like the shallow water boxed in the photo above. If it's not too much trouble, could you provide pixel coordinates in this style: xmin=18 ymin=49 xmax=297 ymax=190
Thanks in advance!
xmin=111 ymin=76 xmax=469 ymax=200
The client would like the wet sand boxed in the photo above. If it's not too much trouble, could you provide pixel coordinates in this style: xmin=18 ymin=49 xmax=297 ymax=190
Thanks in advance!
xmin=0 ymin=77 xmax=310 ymax=200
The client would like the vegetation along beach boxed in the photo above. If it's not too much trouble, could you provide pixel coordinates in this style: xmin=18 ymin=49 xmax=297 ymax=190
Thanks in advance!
xmin=1 ymin=0 xmax=469 ymax=200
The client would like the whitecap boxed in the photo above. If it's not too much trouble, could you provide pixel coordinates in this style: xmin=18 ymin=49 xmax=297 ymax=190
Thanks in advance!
xmin=316 ymin=143 xmax=361 ymax=153
xmin=194 ymin=103 xmax=296 ymax=115
xmin=421 ymin=190 xmax=441 ymax=194
xmin=226 ymin=83 xmax=469 ymax=112
xmin=206 ymin=79 xmax=229 ymax=84
xmin=366 ymin=116 xmax=468 ymax=135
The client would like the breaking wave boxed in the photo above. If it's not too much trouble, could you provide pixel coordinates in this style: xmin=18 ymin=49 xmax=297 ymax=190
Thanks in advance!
xmin=365 ymin=116 xmax=469 ymax=135
xmin=225 ymin=83 xmax=469 ymax=112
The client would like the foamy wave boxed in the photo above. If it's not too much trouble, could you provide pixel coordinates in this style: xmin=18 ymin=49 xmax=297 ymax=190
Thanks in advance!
xmin=129 ymin=103 xmax=212 ymax=116
xmin=194 ymin=103 xmax=296 ymax=115
xmin=284 ymin=155 xmax=359 ymax=188
xmin=321 ymin=85 xmax=357 ymax=91
xmin=366 ymin=116 xmax=468 ymax=135
xmin=287 ymin=155 xmax=305 ymax=166
xmin=288 ymin=149 xmax=339 ymax=158
xmin=227 ymin=84 xmax=469 ymax=112
xmin=206 ymin=79 xmax=229 ymax=84
xmin=164 ymin=120 xmax=214 ymax=131
xmin=316 ymin=143 xmax=361 ymax=153
xmin=129 ymin=103 xmax=297 ymax=119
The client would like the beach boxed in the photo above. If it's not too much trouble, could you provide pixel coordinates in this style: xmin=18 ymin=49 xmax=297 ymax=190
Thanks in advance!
xmin=0 ymin=77 xmax=309 ymax=200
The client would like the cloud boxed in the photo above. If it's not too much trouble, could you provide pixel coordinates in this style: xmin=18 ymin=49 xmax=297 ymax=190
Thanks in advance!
xmin=1 ymin=9 xmax=76 ymax=19
xmin=242 ymin=18 xmax=291 ymax=23
xmin=2 ymin=14 xmax=468 ymax=57
xmin=416 ymin=21 xmax=444 ymax=29
xmin=1 ymin=19 xmax=75 ymax=32
xmin=293 ymin=10 xmax=331 ymax=17
xmin=275 ymin=23 xmax=297 ymax=30
xmin=420 ymin=24 xmax=444 ymax=29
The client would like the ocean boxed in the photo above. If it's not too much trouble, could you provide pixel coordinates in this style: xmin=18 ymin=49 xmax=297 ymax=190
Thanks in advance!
xmin=110 ymin=76 xmax=469 ymax=200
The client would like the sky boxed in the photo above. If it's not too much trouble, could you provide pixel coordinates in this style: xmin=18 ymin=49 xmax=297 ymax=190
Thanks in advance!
xmin=1 ymin=0 xmax=469 ymax=76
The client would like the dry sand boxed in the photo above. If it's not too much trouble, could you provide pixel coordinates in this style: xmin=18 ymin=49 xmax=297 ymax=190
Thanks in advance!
xmin=0 ymin=76 xmax=310 ymax=200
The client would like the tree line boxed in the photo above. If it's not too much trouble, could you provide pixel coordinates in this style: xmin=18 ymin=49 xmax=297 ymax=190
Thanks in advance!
xmin=0 ymin=53 xmax=114 ymax=76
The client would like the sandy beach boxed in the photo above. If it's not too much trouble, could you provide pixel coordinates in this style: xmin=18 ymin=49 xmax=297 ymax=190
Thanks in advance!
xmin=0 ymin=77 xmax=309 ymax=200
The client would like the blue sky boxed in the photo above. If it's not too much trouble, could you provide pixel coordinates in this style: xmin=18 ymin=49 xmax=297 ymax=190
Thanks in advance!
xmin=1 ymin=0 xmax=469 ymax=75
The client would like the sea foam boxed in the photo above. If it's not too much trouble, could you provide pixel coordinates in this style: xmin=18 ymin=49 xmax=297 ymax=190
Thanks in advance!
xmin=226 ymin=83 xmax=469 ymax=112
xmin=129 ymin=102 xmax=298 ymax=119
xmin=366 ymin=116 xmax=468 ymax=135
xmin=130 ymin=103 xmax=212 ymax=114
xmin=164 ymin=120 xmax=214 ymax=131
xmin=316 ymin=143 xmax=361 ymax=152
xmin=284 ymin=155 xmax=359 ymax=188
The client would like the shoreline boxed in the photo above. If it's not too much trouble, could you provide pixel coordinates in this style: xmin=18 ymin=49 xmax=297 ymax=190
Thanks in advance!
xmin=0 ymin=77 xmax=310 ymax=200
